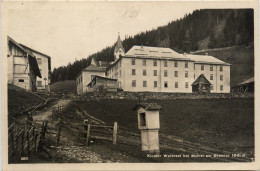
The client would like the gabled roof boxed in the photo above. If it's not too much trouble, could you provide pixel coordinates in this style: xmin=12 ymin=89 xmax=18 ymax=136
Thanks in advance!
xmin=186 ymin=54 xmax=230 ymax=65
xmin=114 ymin=34 xmax=125 ymax=53
xmin=20 ymin=44 xmax=51 ymax=71
xmin=83 ymin=64 xmax=106 ymax=72
xmin=125 ymin=45 xmax=186 ymax=60
xmin=125 ymin=45 xmax=229 ymax=65
xmin=133 ymin=102 xmax=162 ymax=111
xmin=8 ymin=36 xmax=42 ymax=78
xmin=239 ymin=77 xmax=254 ymax=85
xmin=192 ymin=74 xmax=212 ymax=86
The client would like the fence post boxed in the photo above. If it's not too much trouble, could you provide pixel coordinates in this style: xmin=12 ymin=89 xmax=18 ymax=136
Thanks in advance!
xmin=113 ymin=122 xmax=118 ymax=145
xmin=27 ymin=127 xmax=30 ymax=154
xmin=21 ymin=129 xmax=24 ymax=155
xmin=86 ymin=124 xmax=91 ymax=146
xmin=33 ymin=127 xmax=37 ymax=154
xmin=57 ymin=118 xmax=61 ymax=145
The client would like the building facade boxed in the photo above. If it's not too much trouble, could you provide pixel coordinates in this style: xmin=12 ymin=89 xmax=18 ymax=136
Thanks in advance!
xmin=107 ymin=45 xmax=230 ymax=93
xmin=76 ymin=64 xmax=106 ymax=95
xmin=76 ymin=35 xmax=230 ymax=95
xmin=20 ymin=45 xmax=51 ymax=92
xmin=7 ymin=36 xmax=42 ymax=91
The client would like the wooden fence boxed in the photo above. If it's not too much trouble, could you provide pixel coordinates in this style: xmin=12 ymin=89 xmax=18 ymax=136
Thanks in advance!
xmin=51 ymin=101 xmax=73 ymax=119
xmin=8 ymin=119 xmax=49 ymax=163
xmin=57 ymin=120 xmax=118 ymax=146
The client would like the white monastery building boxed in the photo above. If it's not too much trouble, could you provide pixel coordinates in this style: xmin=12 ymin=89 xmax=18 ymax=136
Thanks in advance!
xmin=76 ymin=34 xmax=231 ymax=95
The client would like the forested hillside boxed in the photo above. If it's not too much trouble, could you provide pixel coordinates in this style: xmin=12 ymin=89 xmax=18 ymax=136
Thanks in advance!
xmin=50 ymin=9 xmax=254 ymax=83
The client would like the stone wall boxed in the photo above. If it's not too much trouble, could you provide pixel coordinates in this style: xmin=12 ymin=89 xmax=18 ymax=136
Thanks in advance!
xmin=76 ymin=91 xmax=254 ymax=101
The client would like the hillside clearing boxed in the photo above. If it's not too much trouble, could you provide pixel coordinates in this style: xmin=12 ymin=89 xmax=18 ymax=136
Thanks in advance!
xmin=50 ymin=80 xmax=76 ymax=94
xmin=194 ymin=43 xmax=254 ymax=87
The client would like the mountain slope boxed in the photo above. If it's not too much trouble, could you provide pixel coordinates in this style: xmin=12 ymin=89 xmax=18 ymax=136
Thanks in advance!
xmin=194 ymin=42 xmax=254 ymax=86
xmin=51 ymin=9 xmax=254 ymax=84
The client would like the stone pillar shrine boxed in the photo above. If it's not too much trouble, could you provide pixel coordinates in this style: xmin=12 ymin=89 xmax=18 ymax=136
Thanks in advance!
xmin=134 ymin=102 xmax=162 ymax=153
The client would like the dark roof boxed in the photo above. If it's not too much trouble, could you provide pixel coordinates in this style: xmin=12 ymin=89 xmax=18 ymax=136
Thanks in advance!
xmin=8 ymin=36 xmax=42 ymax=78
xmin=133 ymin=102 xmax=162 ymax=111
xmin=192 ymin=74 xmax=212 ymax=86
xmin=87 ymin=75 xmax=117 ymax=87
xmin=20 ymin=44 xmax=51 ymax=71
xmin=114 ymin=34 xmax=125 ymax=53
xmin=83 ymin=65 xmax=106 ymax=72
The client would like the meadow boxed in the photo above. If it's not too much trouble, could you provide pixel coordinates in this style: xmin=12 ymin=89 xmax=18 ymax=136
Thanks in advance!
xmin=76 ymin=98 xmax=254 ymax=152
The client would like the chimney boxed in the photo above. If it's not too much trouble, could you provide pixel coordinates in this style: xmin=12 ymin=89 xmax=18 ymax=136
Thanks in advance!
xmin=141 ymin=42 xmax=143 ymax=48
xmin=205 ymin=52 xmax=208 ymax=56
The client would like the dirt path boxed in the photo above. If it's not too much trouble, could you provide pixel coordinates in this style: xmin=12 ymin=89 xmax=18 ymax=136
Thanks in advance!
xmin=33 ymin=99 xmax=71 ymax=121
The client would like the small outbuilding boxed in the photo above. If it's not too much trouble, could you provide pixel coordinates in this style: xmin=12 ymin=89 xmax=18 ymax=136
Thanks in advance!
xmin=192 ymin=74 xmax=212 ymax=93
xmin=237 ymin=77 xmax=254 ymax=93
xmin=87 ymin=75 xmax=118 ymax=92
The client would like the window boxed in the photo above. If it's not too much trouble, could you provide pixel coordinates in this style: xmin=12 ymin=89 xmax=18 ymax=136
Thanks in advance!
xmin=164 ymin=81 xmax=168 ymax=88
xmin=201 ymin=64 xmax=204 ymax=71
xmin=39 ymin=69 xmax=42 ymax=75
xmin=194 ymin=64 xmax=195 ymax=70
xmin=37 ymin=81 xmax=42 ymax=87
xmin=210 ymin=74 xmax=213 ymax=80
xmin=164 ymin=70 xmax=168 ymax=77
xmin=220 ymin=66 xmax=223 ymax=71
xmin=220 ymin=75 xmax=223 ymax=81
xmin=18 ymin=79 xmax=24 ymax=82
xmin=132 ymin=69 xmax=136 ymax=75
xmin=174 ymin=61 xmax=178 ymax=67
xmin=154 ymin=81 xmax=157 ymax=87
xmin=143 ymin=69 xmax=147 ymax=76
xmin=164 ymin=60 xmax=168 ymax=67
xmin=143 ymin=81 xmax=147 ymax=87
xmin=185 ymin=61 xmax=188 ymax=68
xmin=142 ymin=59 xmax=146 ymax=66
xmin=175 ymin=82 xmax=178 ymax=88
xmin=194 ymin=73 xmax=195 ymax=79
xmin=154 ymin=70 xmax=157 ymax=76
xmin=37 ymin=58 xmax=42 ymax=65
xmin=139 ymin=113 xmax=146 ymax=126
xmin=132 ymin=59 xmax=135 ymax=65
xmin=153 ymin=60 xmax=157 ymax=66
xmin=220 ymin=85 xmax=223 ymax=91
xmin=185 ymin=71 xmax=188 ymax=78
xmin=175 ymin=71 xmax=178 ymax=77
xmin=119 ymin=70 xmax=121 ymax=77
xmin=185 ymin=82 xmax=188 ymax=88
xmin=132 ymin=80 xmax=136 ymax=87
xmin=210 ymin=65 xmax=213 ymax=71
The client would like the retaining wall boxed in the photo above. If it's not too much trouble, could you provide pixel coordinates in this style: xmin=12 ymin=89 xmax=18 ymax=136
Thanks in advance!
xmin=76 ymin=91 xmax=254 ymax=101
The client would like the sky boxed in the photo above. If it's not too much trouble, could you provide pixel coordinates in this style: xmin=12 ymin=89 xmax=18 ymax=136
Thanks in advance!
xmin=6 ymin=2 xmax=198 ymax=69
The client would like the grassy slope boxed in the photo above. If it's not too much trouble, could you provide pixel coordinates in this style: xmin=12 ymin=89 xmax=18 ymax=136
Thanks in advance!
xmin=8 ymin=84 xmax=43 ymax=118
xmin=50 ymin=80 xmax=76 ymax=94
xmin=75 ymin=99 xmax=254 ymax=151
xmin=195 ymin=43 xmax=254 ymax=87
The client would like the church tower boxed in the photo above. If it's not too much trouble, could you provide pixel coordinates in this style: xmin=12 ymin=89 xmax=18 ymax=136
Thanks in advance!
xmin=114 ymin=32 xmax=125 ymax=62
